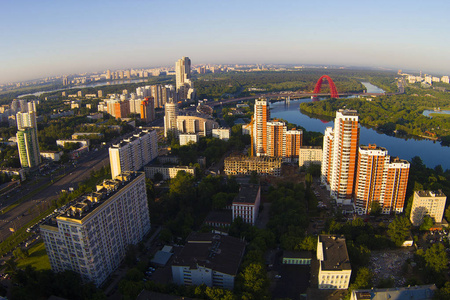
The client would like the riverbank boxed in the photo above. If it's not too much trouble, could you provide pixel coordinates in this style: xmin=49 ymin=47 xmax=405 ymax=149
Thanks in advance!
xmin=270 ymin=98 xmax=450 ymax=169
xmin=299 ymin=94 xmax=450 ymax=146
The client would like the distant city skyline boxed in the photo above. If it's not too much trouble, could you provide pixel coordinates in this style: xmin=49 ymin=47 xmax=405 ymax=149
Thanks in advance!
xmin=2 ymin=0 xmax=450 ymax=84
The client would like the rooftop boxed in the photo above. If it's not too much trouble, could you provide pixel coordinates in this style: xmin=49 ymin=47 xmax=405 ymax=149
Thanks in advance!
xmin=352 ymin=284 xmax=437 ymax=300
xmin=318 ymin=235 xmax=351 ymax=271
xmin=172 ymin=232 xmax=246 ymax=276
xmin=415 ymin=190 xmax=446 ymax=198
xmin=338 ymin=109 xmax=358 ymax=116
xmin=233 ymin=184 xmax=260 ymax=204
xmin=204 ymin=210 xmax=233 ymax=225
xmin=41 ymin=172 xmax=144 ymax=226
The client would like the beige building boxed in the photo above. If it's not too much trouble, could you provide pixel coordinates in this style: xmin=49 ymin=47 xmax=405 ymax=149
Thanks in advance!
xmin=109 ymin=130 xmax=158 ymax=178
xmin=164 ymin=102 xmax=178 ymax=137
xmin=224 ymin=155 xmax=282 ymax=176
xmin=40 ymin=151 xmax=64 ymax=162
xmin=176 ymin=115 xmax=218 ymax=137
xmin=179 ymin=133 xmax=199 ymax=146
xmin=144 ymin=165 xmax=195 ymax=180
xmin=212 ymin=128 xmax=231 ymax=141
xmin=410 ymin=190 xmax=447 ymax=226
xmin=299 ymin=146 xmax=323 ymax=167
xmin=317 ymin=235 xmax=351 ymax=290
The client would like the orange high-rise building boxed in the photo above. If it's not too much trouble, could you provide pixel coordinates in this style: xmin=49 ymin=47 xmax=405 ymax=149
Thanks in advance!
xmin=321 ymin=109 xmax=359 ymax=205
xmin=140 ymin=97 xmax=155 ymax=123
xmin=253 ymin=98 xmax=270 ymax=156
xmin=354 ymin=145 xmax=410 ymax=215
xmin=383 ymin=157 xmax=410 ymax=214
xmin=112 ymin=101 xmax=130 ymax=119
xmin=267 ymin=121 xmax=285 ymax=157
xmin=354 ymin=144 xmax=389 ymax=214
xmin=286 ymin=129 xmax=303 ymax=159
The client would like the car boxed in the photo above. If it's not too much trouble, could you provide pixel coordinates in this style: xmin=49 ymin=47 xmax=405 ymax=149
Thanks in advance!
xmin=275 ymin=275 xmax=281 ymax=279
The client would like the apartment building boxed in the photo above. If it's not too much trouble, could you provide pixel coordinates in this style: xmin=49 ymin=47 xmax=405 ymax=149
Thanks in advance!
xmin=321 ymin=110 xmax=360 ymax=205
xmin=253 ymin=98 xmax=270 ymax=156
xmin=410 ymin=190 xmax=447 ymax=226
xmin=212 ymin=128 xmax=231 ymax=141
xmin=17 ymin=127 xmax=41 ymax=168
xmin=179 ymin=133 xmax=199 ymax=146
xmin=299 ymin=146 xmax=323 ymax=168
xmin=353 ymin=144 xmax=410 ymax=215
xmin=109 ymin=130 xmax=158 ymax=178
xmin=40 ymin=172 xmax=151 ymax=286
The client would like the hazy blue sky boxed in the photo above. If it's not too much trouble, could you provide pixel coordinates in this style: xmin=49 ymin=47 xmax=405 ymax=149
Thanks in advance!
xmin=1 ymin=0 xmax=449 ymax=83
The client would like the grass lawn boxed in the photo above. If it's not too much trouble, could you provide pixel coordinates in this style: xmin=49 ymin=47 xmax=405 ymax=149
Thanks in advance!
xmin=17 ymin=240 xmax=51 ymax=271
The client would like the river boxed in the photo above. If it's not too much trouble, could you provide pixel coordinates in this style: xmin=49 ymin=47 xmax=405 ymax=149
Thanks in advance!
xmin=270 ymin=82 xmax=450 ymax=170
xmin=18 ymin=78 xmax=149 ymax=98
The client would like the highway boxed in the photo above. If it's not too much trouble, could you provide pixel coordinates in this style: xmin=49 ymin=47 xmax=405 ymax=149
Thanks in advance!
xmin=0 ymin=148 xmax=110 ymax=243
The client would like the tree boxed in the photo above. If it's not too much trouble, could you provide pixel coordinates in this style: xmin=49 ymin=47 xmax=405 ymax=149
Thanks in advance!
xmin=205 ymin=286 xmax=235 ymax=300
xmin=387 ymin=216 xmax=411 ymax=247
xmin=349 ymin=267 xmax=373 ymax=290
xmin=239 ymin=263 xmax=269 ymax=300
xmin=445 ymin=206 xmax=450 ymax=222
xmin=424 ymin=243 xmax=447 ymax=273
xmin=419 ymin=215 xmax=434 ymax=231
xmin=297 ymin=235 xmax=317 ymax=252
xmin=370 ymin=202 xmax=382 ymax=216
xmin=435 ymin=282 xmax=450 ymax=300
xmin=169 ymin=171 xmax=195 ymax=199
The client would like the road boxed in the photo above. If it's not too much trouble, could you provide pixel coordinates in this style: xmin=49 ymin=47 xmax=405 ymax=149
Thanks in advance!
xmin=0 ymin=148 xmax=110 ymax=243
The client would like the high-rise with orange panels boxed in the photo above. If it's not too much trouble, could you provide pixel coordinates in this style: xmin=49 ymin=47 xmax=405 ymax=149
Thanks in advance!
xmin=383 ymin=157 xmax=410 ymax=214
xmin=113 ymin=101 xmax=130 ymax=119
xmin=267 ymin=121 xmax=286 ymax=157
xmin=322 ymin=109 xmax=359 ymax=205
xmin=354 ymin=145 xmax=410 ymax=215
xmin=285 ymin=129 xmax=303 ymax=159
xmin=140 ymin=97 xmax=155 ymax=123
xmin=253 ymin=98 xmax=270 ymax=156
xmin=354 ymin=144 xmax=390 ymax=214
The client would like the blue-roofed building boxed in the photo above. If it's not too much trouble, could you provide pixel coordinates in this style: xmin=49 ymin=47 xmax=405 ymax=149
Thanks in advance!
xmin=350 ymin=284 xmax=437 ymax=300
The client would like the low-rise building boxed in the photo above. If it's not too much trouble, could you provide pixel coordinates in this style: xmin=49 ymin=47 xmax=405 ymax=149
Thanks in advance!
xmin=282 ymin=251 xmax=312 ymax=265
xmin=212 ymin=128 xmax=231 ymax=141
xmin=171 ymin=232 xmax=246 ymax=290
xmin=317 ymin=235 xmax=351 ymax=290
xmin=56 ymin=139 xmax=90 ymax=148
xmin=232 ymin=184 xmax=261 ymax=225
xmin=299 ymin=146 xmax=323 ymax=168
xmin=0 ymin=168 xmax=26 ymax=181
xmin=410 ymin=190 xmax=447 ymax=226
xmin=224 ymin=155 xmax=282 ymax=176
xmin=71 ymin=132 xmax=104 ymax=140
xmin=40 ymin=151 xmax=64 ymax=162
xmin=179 ymin=133 xmax=199 ymax=146
xmin=350 ymin=284 xmax=437 ymax=300
xmin=144 ymin=165 xmax=195 ymax=180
